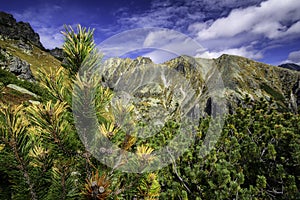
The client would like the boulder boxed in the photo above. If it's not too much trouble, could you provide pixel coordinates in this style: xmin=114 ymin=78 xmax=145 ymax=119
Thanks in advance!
xmin=0 ymin=47 xmax=35 ymax=82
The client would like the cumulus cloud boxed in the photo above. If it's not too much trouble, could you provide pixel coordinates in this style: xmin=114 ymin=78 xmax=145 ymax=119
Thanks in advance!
xmin=192 ymin=0 xmax=300 ymax=40
xmin=11 ymin=6 xmax=65 ymax=49
xmin=281 ymin=50 xmax=300 ymax=65
xmin=117 ymin=0 xmax=265 ymax=31
xmin=114 ymin=0 xmax=300 ymax=64
xmin=197 ymin=46 xmax=263 ymax=60
xmin=143 ymin=29 xmax=204 ymax=56
xmin=99 ymin=28 xmax=204 ymax=62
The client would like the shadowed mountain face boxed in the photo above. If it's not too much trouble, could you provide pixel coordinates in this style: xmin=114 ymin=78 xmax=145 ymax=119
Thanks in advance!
xmin=279 ymin=63 xmax=300 ymax=71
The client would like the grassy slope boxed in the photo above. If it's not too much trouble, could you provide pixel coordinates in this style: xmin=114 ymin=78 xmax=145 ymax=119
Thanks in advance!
xmin=0 ymin=39 xmax=60 ymax=105
xmin=0 ymin=39 xmax=60 ymax=75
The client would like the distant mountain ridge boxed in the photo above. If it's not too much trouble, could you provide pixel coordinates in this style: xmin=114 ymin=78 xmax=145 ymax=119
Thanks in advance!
xmin=279 ymin=63 xmax=300 ymax=71
xmin=101 ymin=55 xmax=300 ymax=113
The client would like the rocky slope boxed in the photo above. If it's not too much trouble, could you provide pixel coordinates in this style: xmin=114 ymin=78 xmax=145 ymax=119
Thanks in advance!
xmin=0 ymin=11 xmax=61 ymax=105
xmin=0 ymin=12 xmax=60 ymax=80
xmin=0 ymin=46 xmax=35 ymax=81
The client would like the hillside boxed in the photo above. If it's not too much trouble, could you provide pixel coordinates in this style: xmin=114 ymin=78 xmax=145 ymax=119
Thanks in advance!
xmin=0 ymin=11 xmax=60 ymax=105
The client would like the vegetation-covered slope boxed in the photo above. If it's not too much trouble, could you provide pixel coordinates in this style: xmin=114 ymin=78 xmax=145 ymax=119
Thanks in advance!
xmin=0 ymin=39 xmax=60 ymax=76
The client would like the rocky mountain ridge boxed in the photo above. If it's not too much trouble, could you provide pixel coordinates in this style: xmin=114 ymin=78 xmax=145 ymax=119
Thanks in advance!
xmin=279 ymin=63 xmax=300 ymax=71
xmin=0 ymin=11 xmax=60 ymax=82
xmin=101 ymin=55 xmax=300 ymax=113
xmin=0 ymin=11 xmax=44 ymax=50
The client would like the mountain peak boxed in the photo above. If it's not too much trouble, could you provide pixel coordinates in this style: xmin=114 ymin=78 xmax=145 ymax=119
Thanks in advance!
xmin=278 ymin=63 xmax=300 ymax=71
xmin=0 ymin=11 xmax=44 ymax=50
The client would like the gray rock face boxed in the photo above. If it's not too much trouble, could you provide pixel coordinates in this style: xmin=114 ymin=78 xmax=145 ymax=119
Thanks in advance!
xmin=9 ymin=57 xmax=33 ymax=80
xmin=0 ymin=11 xmax=44 ymax=50
xmin=12 ymin=39 xmax=33 ymax=54
xmin=0 ymin=47 xmax=35 ymax=82
xmin=49 ymin=47 xmax=65 ymax=61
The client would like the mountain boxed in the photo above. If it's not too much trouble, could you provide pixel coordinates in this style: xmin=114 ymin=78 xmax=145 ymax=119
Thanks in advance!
xmin=0 ymin=11 xmax=61 ymax=104
xmin=0 ymin=11 xmax=44 ymax=50
xmin=278 ymin=63 xmax=300 ymax=71
xmin=101 ymin=55 xmax=300 ymax=113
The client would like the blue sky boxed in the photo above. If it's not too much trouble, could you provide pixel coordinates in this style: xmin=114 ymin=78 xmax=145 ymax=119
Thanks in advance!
xmin=1 ymin=0 xmax=300 ymax=65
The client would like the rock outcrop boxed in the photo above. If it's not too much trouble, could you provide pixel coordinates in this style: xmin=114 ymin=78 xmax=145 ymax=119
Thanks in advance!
xmin=49 ymin=47 xmax=65 ymax=61
xmin=0 ymin=11 xmax=44 ymax=49
xmin=0 ymin=47 xmax=35 ymax=81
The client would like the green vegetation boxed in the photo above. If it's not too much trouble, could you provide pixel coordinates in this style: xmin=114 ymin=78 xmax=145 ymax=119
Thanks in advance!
xmin=62 ymin=25 xmax=96 ymax=76
xmin=0 ymin=68 xmax=53 ymax=103
xmin=0 ymin=51 xmax=5 ymax=62
xmin=158 ymin=97 xmax=300 ymax=199
xmin=0 ymin=26 xmax=299 ymax=199
xmin=260 ymin=83 xmax=285 ymax=102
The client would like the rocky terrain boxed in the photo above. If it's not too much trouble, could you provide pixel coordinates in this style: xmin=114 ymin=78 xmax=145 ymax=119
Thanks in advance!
xmin=0 ymin=46 xmax=35 ymax=81
xmin=0 ymin=12 xmax=60 ymax=82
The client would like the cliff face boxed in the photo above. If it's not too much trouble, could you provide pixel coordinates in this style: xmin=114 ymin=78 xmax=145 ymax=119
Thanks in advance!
xmin=0 ymin=11 xmax=44 ymax=50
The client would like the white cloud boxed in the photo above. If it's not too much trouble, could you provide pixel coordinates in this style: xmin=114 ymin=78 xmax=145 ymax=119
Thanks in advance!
xmin=98 ymin=28 xmax=152 ymax=58
xmin=197 ymin=46 xmax=263 ymax=60
xmin=193 ymin=0 xmax=300 ymax=40
xmin=37 ymin=27 xmax=64 ymax=49
xmin=143 ymin=29 xmax=204 ymax=56
xmin=142 ymin=50 xmax=178 ymax=64
xmin=281 ymin=50 xmax=300 ymax=65
xmin=98 ymin=28 xmax=204 ymax=62
xmin=117 ymin=0 xmax=264 ymax=32
xmin=190 ymin=0 xmax=264 ymax=10
xmin=114 ymin=0 xmax=300 ymax=64
xmin=11 ymin=5 xmax=66 ymax=49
